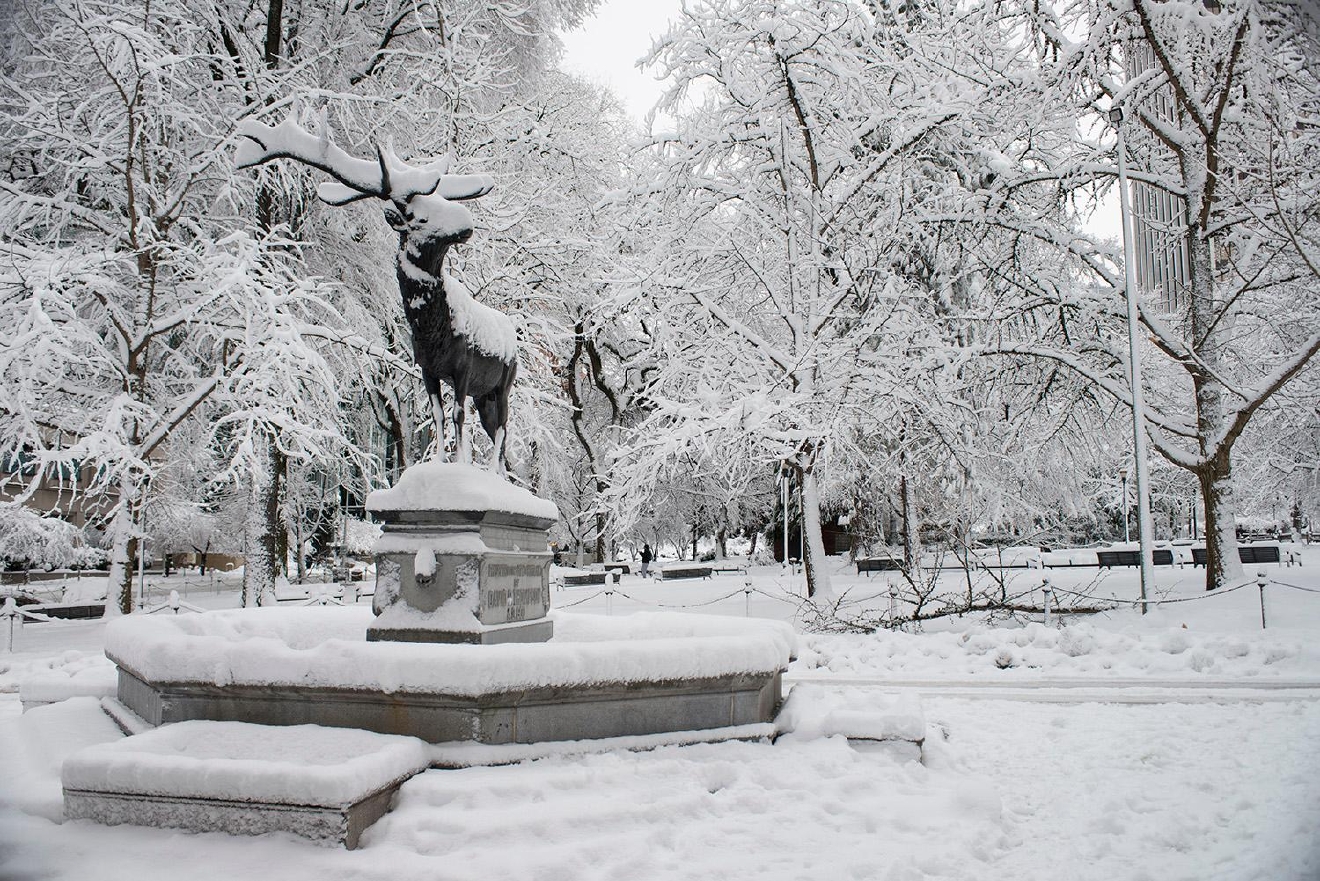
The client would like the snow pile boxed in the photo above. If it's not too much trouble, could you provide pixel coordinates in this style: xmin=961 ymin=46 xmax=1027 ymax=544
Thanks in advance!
xmin=63 ymin=721 xmax=431 ymax=806
xmin=0 ymin=650 xmax=113 ymax=694
xmin=776 ymin=683 xmax=925 ymax=744
xmin=103 ymin=607 xmax=791 ymax=696
xmin=367 ymin=462 xmax=559 ymax=521
xmin=19 ymin=664 xmax=117 ymax=709
xmin=3 ymin=696 xmax=124 ymax=820
xmin=414 ymin=548 xmax=436 ymax=578
xmin=61 ymin=578 xmax=108 ymax=604
xmin=373 ymin=532 xmax=491 ymax=557
xmin=799 ymin=621 xmax=1320 ymax=681
xmin=371 ymin=734 xmax=1007 ymax=877
xmin=552 ymin=610 xmax=797 ymax=662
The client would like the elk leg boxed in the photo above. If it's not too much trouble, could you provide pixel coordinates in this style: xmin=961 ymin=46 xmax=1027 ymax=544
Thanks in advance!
xmin=476 ymin=393 xmax=507 ymax=474
xmin=423 ymin=369 xmax=448 ymax=462
xmin=429 ymin=393 xmax=447 ymax=462
xmin=452 ymin=374 xmax=471 ymax=466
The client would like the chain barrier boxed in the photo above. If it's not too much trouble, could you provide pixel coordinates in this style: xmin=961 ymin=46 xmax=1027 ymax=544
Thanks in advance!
xmin=144 ymin=590 xmax=208 ymax=615
xmin=1269 ymin=580 xmax=1320 ymax=594
xmin=553 ymin=565 xmax=1315 ymax=631
xmin=557 ymin=590 xmax=605 ymax=608
xmin=552 ymin=581 xmax=806 ymax=616
xmin=655 ymin=590 xmax=745 ymax=609
xmin=1 ymin=596 xmax=58 ymax=652
xmin=1045 ymin=576 xmax=1256 ymax=608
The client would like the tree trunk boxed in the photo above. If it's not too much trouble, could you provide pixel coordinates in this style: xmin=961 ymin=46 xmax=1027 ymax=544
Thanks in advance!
xmin=292 ymin=515 xmax=306 ymax=584
xmin=104 ymin=476 xmax=141 ymax=616
xmin=900 ymin=473 xmax=921 ymax=579
xmin=243 ymin=436 xmax=280 ymax=606
xmin=716 ymin=524 xmax=727 ymax=559
xmin=272 ymin=448 xmax=288 ymax=577
xmin=797 ymin=464 xmax=832 ymax=598
xmin=1199 ymin=451 xmax=1243 ymax=590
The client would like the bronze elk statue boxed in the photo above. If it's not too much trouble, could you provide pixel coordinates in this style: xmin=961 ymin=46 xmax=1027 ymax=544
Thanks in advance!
xmin=236 ymin=113 xmax=516 ymax=471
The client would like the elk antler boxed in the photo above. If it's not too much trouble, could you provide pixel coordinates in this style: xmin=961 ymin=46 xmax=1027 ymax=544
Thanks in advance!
xmin=236 ymin=112 xmax=493 ymax=207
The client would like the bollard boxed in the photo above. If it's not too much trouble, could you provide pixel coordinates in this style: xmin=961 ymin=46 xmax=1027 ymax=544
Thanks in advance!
xmin=1257 ymin=570 xmax=1268 ymax=630
xmin=744 ymin=579 xmax=754 ymax=617
xmin=888 ymin=584 xmax=898 ymax=624
xmin=1042 ymin=577 xmax=1054 ymax=628
xmin=169 ymin=590 xmax=181 ymax=614
xmin=605 ymin=588 xmax=614 ymax=617
xmin=2 ymin=596 xmax=18 ymax=653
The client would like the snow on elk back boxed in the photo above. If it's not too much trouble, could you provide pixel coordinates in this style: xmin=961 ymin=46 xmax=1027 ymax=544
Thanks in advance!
xmin=235 ymin=112 xmax=517 ymax=470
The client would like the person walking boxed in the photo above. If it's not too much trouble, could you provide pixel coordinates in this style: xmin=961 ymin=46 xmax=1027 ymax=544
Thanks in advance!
xmin=639 ymin=543 xmax=653 ymax=578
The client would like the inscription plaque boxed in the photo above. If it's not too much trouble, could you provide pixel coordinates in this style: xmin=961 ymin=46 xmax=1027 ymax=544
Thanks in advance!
xmin=479 ymin=557 xmax=550 ymax=625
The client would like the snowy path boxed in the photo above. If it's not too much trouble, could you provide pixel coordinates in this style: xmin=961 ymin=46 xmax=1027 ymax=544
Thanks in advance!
xmin=4 ymin=691 xmax=1318 ymax=881
xmin=925 ymin=697 xmax=1320 ymax=881
xmin=787 ymin=674 xmax=1320 ymax=704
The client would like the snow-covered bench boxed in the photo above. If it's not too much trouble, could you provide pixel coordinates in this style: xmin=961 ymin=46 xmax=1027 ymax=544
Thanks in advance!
xmin=660 ymin=565 xmax=712 ymax=581
xmin=562 ymin=572 xmax=607 ymax=587
xmin=1097 ymin=549 xmax=1174 ymax=568
xmin=855 ymin=556 xmax=902 ymax=575
xmin=63 ymin=721 xmax=431 ymax=848
xmin=1190 ymin=545 xmax=1284 ymax=567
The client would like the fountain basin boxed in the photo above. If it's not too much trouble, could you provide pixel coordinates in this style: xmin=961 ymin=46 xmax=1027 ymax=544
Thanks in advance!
xmin=106 ymin=607 xmax=793 ymax=745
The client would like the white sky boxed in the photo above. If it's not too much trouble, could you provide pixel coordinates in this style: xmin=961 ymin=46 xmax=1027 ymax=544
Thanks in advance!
xmin=558 ymin=0 xmax=685 ymax=124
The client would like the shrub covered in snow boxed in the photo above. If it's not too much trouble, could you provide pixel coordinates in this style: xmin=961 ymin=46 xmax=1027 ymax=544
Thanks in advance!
xmin=0 ymin=507 xmax=104 ymax=570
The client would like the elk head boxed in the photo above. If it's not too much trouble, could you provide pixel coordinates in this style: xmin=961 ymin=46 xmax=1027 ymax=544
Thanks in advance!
xmin=235 ymin=112 xmax=493 ymax=278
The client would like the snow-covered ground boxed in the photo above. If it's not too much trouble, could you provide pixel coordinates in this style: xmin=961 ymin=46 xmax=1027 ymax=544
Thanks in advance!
xmin=2 ymin=549 xmax=1319 ymax=880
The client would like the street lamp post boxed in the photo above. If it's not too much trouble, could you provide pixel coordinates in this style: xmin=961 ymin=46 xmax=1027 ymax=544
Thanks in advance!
xmin=1110 ymin=105 xmax=1153 ymax=615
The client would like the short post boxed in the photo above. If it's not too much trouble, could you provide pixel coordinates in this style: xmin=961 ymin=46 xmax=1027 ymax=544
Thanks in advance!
xmin=1042 ymin=577 xmax=1054 ymax=628
xmin=168 ymin=590 xmax=181 ymax=614
xmin=744 ymin=578 xmax=753 ymax=617
xmin=605 ymin=587 xmax=614 ymax=617
xmin=2 ymin=596 xmax=18 ymax=653
xmin=888 ymin=584 xmax=898 ymax=624
xmin=1257 ymin=570 xmax=1267 ymax=630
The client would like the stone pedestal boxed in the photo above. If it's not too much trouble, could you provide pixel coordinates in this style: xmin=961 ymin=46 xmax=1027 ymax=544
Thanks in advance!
xmin=365 ymin=463 xmax=558 ymax=645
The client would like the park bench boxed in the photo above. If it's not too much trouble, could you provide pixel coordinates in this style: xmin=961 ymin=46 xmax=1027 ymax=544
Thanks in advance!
xmin=25 ymin=602 xmax=106 ymax=621
xmin=1096 ymin=549 xmax=1174 ymax=568
xmin=660 ymin=566 xmax=712 ymax=581
xmin=562 ymin=572 xmax=607 ymax=587
xmin=1191 ymin=545 xmax=1283 ymax=567
xmin=856 ymin=557 xmax=902 ymax=576
xmin=710 ymin=563 xmax=748 ymax=575
xmin=603 ymin=562 xmax=630 ymax=575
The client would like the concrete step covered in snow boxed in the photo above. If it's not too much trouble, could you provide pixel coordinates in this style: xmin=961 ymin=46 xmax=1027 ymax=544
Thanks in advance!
xmin=62 ymin=720 xmax=432 ymax=848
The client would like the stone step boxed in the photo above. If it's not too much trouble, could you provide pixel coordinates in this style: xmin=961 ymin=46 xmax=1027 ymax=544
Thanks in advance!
xmin=63 ymin=720 xmax=432 ymax=848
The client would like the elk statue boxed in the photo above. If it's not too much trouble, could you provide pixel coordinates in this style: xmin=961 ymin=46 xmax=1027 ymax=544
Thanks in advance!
xmin=236 ymin=113 xmax=516 ymax=470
